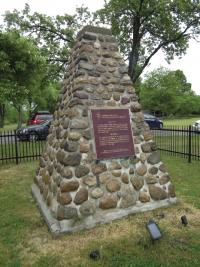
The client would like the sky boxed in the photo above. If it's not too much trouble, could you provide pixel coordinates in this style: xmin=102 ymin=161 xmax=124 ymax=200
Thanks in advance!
xmin=0 ymin=0 xmax=200 ymax=95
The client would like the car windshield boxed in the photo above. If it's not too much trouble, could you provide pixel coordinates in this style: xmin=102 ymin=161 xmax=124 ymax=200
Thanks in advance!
xmin=37 ymin=114 xmax=53 ymax=120
xmin=144 ymin=114 xmax=156 ymax=119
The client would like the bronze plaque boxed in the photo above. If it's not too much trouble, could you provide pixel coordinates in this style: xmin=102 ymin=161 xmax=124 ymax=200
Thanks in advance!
xmin=91 ymin=108 xmax=134 ymax=159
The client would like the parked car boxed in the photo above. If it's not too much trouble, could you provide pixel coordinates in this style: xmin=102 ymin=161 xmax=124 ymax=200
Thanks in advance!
xmin=17 ymin=120 xmax=52 ymax=141
xmin=27 ymin=111 xmax=53 ymax=125
xmin=144 ymin=114 xmax=163 ymax=129
xmin=192 ymin=120 xmax=200 ymax=132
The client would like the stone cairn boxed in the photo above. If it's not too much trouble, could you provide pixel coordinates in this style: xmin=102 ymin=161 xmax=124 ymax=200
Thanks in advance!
xmin=32 ymin=26 xmax=176 ymax=236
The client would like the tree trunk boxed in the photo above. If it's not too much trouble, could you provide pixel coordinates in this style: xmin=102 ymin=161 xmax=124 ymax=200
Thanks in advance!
xmin=0 ymin=104 xmax=5 ymax=128
xmin=17 ymin=105 xmax=23 ymax=129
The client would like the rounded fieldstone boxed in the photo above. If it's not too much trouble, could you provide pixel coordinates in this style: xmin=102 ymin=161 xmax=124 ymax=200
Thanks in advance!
xmin=46 ymin=193 xmax=53 ymax=206
xmin=56 ymin=150 xmax=66 ymax=163
xmin=63 ymin=141 xmax=79 ymax=152
xmin=159 ymin=175 xmax=170 ymax=185
xmin=140 ymin=153 xmax=146 ymax=163
xmin=139 ymin=192 xmax=150 ymax=203
xmin=149 ymin=185 xmax=168 ymax=200
xmin=130 ymin=102 xmax=142 ymax=112
xmin=42 ymin=171 xmax=50 ymax=185
xmin=149 ymin=142 xmax=157 ymax=151
xmin=130 ymin=176 xmax=144 ymax=190
xmin=109 ymin=161 xmax=122 ymax=170
xmin=61 ymin=167 xmax=73 ymax=179
xmin=121 ymin=97 xmax=130 ymax=105
xmin=99 ymin=195 xmax=118 ymax=209
xmin=68 ymin=131 xmax=81 ymax=141
xmin=62 ymin=118 xmax=70 ymax=129
xmin=42 ymin=185 xmax=49 ymax=200
xmin=39 ymin=157 xmax=46 ymax=168
xmin=62 ymin=153 xmax=82 ymax=166
xmin=70 ymin=119 xmax=88 ymax=129
xmin=141 ymin=143 xmax=152 ymax=153
xmin=112 ymin=171 xmax=121 ymax=177
xmin=121 ymin=173 xmax=129 ymax=184
xmin=120 ymin=160 xmax=129 ymax=168
xmin=136 ymin=164 xmax=147 ymax=176
xmin=143 ymin=132 xmax=152 ymax=141
xmin=57 ymin=205 xmax=78 ymax=220
xmin=130 ymin=156 xmax=140 ymax=164
xmin=99 ymin=173 xmax=110 ymax=184
xmin=66 ymin=108 xmax=79 ymax=119
xmin=113 ymin=93 xmax=120 ymax=101
xmin=145 ymin=175 xmax=157 ymax=184
xmin=53 ymin=174 xmax=62 ymax=186
xmin=106 ymin=178 xmax=121 ymax=192
xmin=80 ymin=143 xmax=90 ymax=153
xmin=60 ymin=180 xmax=79 ymax=192
xmin=79 ymin=201 xmax=96 ymax=216
xmin=75 ymin=165 xmax=90 ymax=178
xmin=168 ymin=184 xmax=176 ymax=198
xmin=82 ymin=108 xmax=88 ymax=117
xmin=74 ymin=188 xmax=88 ymax=205
xmin=57 ymin=192 xmax=72 ymax=205
xmin=83 ymin=175 xmax=96 ymax=187
xmin=147 ymin=151 xmax=161 ymax=165
xmin=129 ymin=168 xmax=135 ymax=174
xmin=149 ymin=167 xmax=158 ymax=175
xmin=134 ymin=112 xmax=144 ymax=123
xmin=48 ymin=164 xmax=54 ymax=176
xmin=91 ymin=188 xmax=104 ymax=199
xmin=92 ymin=163 xmax=107 ymax=174
xmin=74 ymin=91 xmax=89 ymax=99
xmin=82 ymin=129 xmax=91 ymax=140
xmin=159 ymin=164 xmax=167 ymax=173
xmin=120 ymin=188 xmax=137 ymax=208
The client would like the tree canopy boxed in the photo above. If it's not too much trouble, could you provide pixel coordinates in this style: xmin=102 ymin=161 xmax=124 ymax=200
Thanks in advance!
xmin=139 ymin=67 xmax=200 ymax=116
xmin=3 ymin=4 xmax=92 ymax=80
xmin=96 ymin=0 xmax=200 ymax=82
xmin=0 ymin=30 xmax=47 ymax=126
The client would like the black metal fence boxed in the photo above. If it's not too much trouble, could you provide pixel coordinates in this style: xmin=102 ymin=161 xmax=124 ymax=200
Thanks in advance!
xmin=0 ymin=130 xmax=46 ymax=165
xmin=0 ymin=126 xmax=200 ymax=165
xmin=153 ymin=125 xmax=200 ymax=162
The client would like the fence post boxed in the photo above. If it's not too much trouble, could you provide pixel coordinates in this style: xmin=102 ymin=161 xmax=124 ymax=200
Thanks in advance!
xmin=188 ymin=125 xmax=192 ymax=163
xmin=14 ymin=130 xmax=19 ymax=164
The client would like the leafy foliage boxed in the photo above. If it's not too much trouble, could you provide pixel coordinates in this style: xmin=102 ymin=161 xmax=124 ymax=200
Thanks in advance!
xmin=3 ymin=4 xmax=92 ymax=80
xmin=0 ymin=30 xmax=46 ymax=104
xmin=139 ymin=67 xmax=200 ymax=115
xmin=0 ymin=30 xmax=47 ymax=126
xmin=96 ymin=0 xmax=200 ymax=82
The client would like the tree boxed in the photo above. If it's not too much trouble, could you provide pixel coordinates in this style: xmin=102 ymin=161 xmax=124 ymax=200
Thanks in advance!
xmin=2 ymin=4 xmax=92 ymax=81
xmin=139 ymin=67 xmax=194 ymax=116
xmin=0 ymin=30 xmax=47 ymax=127
xmin=95 ymin=0 xmax=200 ymax=82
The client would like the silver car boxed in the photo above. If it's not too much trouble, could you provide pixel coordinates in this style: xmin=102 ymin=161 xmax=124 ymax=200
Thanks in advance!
xmin=192 ymin=120 xmax=200 ymax=132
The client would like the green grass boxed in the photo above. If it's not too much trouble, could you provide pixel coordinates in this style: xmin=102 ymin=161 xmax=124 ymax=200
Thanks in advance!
xmin=0 ymin=123 xmax=19 ymax=132
xmin=162 ymin=154 xmax=200 ymax=208
xmin=163 ymin=117 xmax=200 ymax=127
xmin=0 ymin=156 xmax=200 ymax=266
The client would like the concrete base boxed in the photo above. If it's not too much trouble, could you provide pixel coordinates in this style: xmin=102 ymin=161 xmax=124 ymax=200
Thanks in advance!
xmin=31 ymin=184 xmax=177 ymax=238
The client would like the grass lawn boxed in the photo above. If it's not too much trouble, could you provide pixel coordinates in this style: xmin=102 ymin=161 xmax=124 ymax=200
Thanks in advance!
xmin=0 ymin=124 xmax=19 ymax=132
xmin=0 ymin=156 xmax=200 ymax=267
xmin=163 ymin=117 xmax=200 ymax=127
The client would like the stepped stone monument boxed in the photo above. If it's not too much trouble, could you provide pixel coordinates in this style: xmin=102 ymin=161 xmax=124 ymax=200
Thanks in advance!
xmin=32 ymin=26 xmax=176 ymax=237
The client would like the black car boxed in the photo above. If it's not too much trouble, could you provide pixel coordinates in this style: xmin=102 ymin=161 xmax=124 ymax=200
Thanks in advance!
xmin=144 ymin=114 xmax=163 ymax=129
xmin=17 ymin=120 xmax=52 ymax=141
xmin=27 ymin=111 xmax=53 ymax=125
